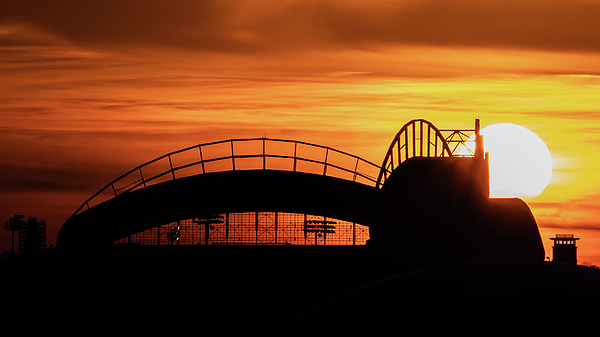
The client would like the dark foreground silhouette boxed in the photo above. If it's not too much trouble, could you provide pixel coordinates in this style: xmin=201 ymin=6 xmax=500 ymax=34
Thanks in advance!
xmin=15 ymin=120 xmax=585 ymax=333
xmin=2 ymin=246 xmax=599 ymax=335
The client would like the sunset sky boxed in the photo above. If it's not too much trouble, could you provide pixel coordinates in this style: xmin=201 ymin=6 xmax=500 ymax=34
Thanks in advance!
xmin=2 ymin=0 xmax=600 ymax=263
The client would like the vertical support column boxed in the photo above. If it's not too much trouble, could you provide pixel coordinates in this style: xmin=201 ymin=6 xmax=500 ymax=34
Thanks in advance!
xmin=427 ymin=126 xmax=431 ymax=157
xmin=404 ymin=128 xmax=409 ymax=160
xmin=230 ymin=140 xmax=236 ymax=171
xmin=474 ymin=118 xmax=489 ymax=198
xmin=412 ymin=122 xmax=416 ymax=158
xmin=323 ymin=148 xmax=329 ymax=175
xmin=352 ymin=222 xmax=356 ymax=246
xmin=274 ymin=212 xmax=278 ymax=245
xmin=293 ymin=142 xmax=298 ymax=172
xmin=303 ymin=213 xmax=307 ymax=245
xmin=420 ymin=120 xmax=424 ymax=157
xmin=168 ymin=155 xmax=175 ymax=179
xmin=139 ymin=167 xmax=146 ymax=188
xmin=475 ymin=119 xmax=484 ymax=160
xmin=226 ymin=213 xmax=229 ymax=245
xmin=323 ymin=216 xmax=327 ymax=245
xmin=263 ymin=138 xmax=266 ymax=170
xmin=199 ymin=146 xmax=205 ymax=174
xmin=255 ymin=211 xmax=259 ymax=245
xmin=396 ymin=135 xmax=401 ymax=164
xmin=204 ymin=218 xmax=209 ymax=246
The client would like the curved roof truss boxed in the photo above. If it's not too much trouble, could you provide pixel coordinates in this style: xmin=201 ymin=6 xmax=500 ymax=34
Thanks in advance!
xmin=71 ymin=138 xmax=382 ymax=219
xmin=376 ymin=119 xmax=476 ymax=187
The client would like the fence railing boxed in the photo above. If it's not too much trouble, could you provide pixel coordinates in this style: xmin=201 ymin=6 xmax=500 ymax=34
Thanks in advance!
xmin=70 ymin=138 xmax=382 ymax=219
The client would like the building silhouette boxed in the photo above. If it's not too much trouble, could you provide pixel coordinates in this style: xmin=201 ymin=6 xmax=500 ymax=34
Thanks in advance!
xmin=5 ymin=215 xmax=46 ymax=256
xmin=57 ymin=119 xmax=544 ymax=265
xmin=6 ymin=119 xmax=600 ymax=335
xmin=551 ymin=234 xmax=580 ymax=264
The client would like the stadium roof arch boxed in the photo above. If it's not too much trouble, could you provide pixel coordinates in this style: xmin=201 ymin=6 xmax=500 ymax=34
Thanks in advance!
xmin=58 ymin=137 xmax=386 ymax=248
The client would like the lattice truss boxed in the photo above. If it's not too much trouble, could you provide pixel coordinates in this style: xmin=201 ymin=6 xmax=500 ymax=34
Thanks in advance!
xmin=377 ymin=119 xmax=477 ymax=187
xmin=113 ymin=212 xmax=369 ymax=246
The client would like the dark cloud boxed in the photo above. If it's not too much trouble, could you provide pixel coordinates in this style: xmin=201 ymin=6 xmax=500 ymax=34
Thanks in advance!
xmin=539 ymin=221 xmax=600 ymax=231
xmin=0 ymin=0 xmax=249 ymax=51
xmin=0 ymin=165 xmax=103 ymax=193
xmin=2 ymin=0 xmax=600 ymax=52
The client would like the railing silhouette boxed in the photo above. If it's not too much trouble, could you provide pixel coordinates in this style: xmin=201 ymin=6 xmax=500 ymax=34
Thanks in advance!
xmin=376 ymin=119 xmax=476 ymax=186
xmin=71 ymin=138 xmax=382 ymax=219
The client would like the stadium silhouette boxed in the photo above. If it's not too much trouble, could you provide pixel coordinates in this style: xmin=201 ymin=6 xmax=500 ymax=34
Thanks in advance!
xmin=5 ymin=119 xmax=600 ymax=334
xmin=57 ymin=118 xmax=543 ymax=262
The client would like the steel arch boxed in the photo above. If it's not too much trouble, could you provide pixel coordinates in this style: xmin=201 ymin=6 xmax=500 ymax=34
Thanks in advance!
xmin=69 ymin=138 xmax=382 ymax=219
xmin=376 ymin=119 xmax=454 ymax=187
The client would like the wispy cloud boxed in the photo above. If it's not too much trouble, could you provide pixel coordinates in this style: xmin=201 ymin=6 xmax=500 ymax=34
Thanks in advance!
xmin=532 ymin=193 xmax=600 ymax=232
xmin=540 ymin=222 xmax=600 ymax=231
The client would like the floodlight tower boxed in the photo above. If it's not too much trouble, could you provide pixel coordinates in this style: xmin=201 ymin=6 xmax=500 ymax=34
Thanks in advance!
xmin=194 ymin=215 xmax=224 ymax=245
xmin=304 ymin=218 xmax=336 ymax=245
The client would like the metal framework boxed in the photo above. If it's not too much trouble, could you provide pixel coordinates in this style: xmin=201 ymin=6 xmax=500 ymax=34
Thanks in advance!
xmin=63 ymin=119 xmax=481 ymax=249
xmin=71 ymin=138 xmax=382 ymax=218
xmin=376 ymin=119 xmax=477 ymax=187
xmin=112 ymin=212 xmax=370 ymax=246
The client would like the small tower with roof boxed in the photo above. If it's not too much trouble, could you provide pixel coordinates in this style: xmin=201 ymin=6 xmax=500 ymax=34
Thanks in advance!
xmin=550 ymin=234 xmax=580 ymax=264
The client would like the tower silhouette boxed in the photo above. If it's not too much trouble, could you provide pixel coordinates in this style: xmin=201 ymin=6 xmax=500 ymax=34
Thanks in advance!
xmin=551 ymin=234 xmax=580 ymax=264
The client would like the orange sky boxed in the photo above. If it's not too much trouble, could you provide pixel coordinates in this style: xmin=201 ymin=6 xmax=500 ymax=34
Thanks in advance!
xmin=2 ymin=0 xmax=600 ymax=264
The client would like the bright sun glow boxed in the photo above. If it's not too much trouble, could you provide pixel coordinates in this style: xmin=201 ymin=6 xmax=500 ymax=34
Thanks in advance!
xmin=480 ymin=123 xmax=553 ymax=199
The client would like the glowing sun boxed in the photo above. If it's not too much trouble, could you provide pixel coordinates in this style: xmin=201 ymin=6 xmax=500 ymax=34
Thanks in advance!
xmin=480 ymin=123 xmax=553 ymax=199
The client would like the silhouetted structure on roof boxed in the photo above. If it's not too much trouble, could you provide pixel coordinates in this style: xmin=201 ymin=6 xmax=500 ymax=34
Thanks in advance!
xmin=57 ymin=119 xmax=545 ymax=265
xmin=551 ymin=234 xmax=580 ymax=264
